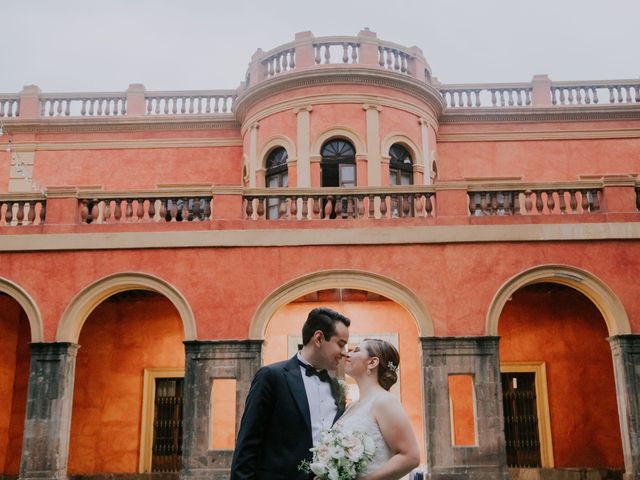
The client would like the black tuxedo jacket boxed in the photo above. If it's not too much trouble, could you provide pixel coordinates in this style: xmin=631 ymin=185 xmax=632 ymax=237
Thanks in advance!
xmin=230 ymin=355 xmax=345 ymax=480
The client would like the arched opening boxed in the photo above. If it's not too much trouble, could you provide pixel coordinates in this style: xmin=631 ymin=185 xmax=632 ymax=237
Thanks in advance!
xmin=498 ymin=283 xmax=624 ymax=474
xmin=388 ymin=143 xmax=413 ymax=186
xmin=265 ymin=146 xmax=289 ymax=219
xmin=67 ymin=289 xmax=185 ymax=475
xmin=321 ymin=139 xmax=356 ymax=188
xmin=0 ymin=293 xmax=31 ymax=477
xmin=263 ymin=287 xmax=425 ymax=465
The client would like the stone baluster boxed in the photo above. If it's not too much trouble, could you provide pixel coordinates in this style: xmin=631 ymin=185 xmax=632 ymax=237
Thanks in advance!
xmin=256 ymin=197 xmax=265 ymax=219
xmin=90 ymin=200 xmax=99 ymax=223
xmin=545 ymin=191 xmax=555 ymax=213
xmin=290 ymin=196 xmax=297 ymax=218
xmin=535 ymin=191 xmax=544 ymax=213
xmin=425 ymin=193 xmax=433 ymax=216
xmin=123 ymin=199 xmax=132 ymax=221
xmin=79 ymin=199 xmax=89 ymax=223
xmin=324 ymin=196 xmax=333 ymax=218
xmin=5 ymin=201 xmax=13 ymax=224
xmin=26 ymin=201 xmax=35 ymax=225
xmin=15 ymin=202 xmax=25 ymax=225
xmin=379 ymin=194 xmax=388 ymax=217
xmin=39 ymin=201 xmax=46 ymax=224
xmin=113 ymin=199 xmax=122 ymax=222
xmin=245 ymin=197 xmax=253 ymax=219
xmin=568 ymin=191 xmax=578 ymax=213
xmin=301 ymin=196 xmax=308 ymax=219
xmin=558 ymin=190 xmax=567 ymax=214
xmin=102 ymin=200 xmax=111 ymax=222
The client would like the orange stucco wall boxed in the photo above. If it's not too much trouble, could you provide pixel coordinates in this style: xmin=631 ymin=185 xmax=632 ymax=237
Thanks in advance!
xmin=68 ymin=293 xmax=184 ymax=474
xmin=0 ymin=241 xmax=638 ymax=343
xmin=0 ymin=296 xmax=29 ymax=475
xmin=263 ymin=298 xmax=425 ymax=462
xmin=499 ymin=284 xmax=624 ymax=468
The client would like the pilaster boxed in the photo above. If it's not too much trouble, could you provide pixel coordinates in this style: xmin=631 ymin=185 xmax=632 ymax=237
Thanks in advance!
xmin=19 ymin=342 xmax=79 ymax=480
xmin=609 ymin=335 xmax=640 ymax=480
xmin=248 ymin=123 xmax=259 ymax=188
xmin=364 ymin=104 xmax=382 ymax=186
xmin=421 ymin=336 xmax=509 ymax=480
xmin=180 ymin=340 xmax=262 ymax=480
xmin=294 ymin=105 xmax=312 ymax=187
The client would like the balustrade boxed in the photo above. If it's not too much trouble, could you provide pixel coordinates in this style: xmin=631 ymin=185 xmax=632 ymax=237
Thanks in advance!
xmin=378 ymin=45 xmax=409 ymax=74
xmin=40 ymin=94 xmax=127 ymax=117
xmin=243 ymin=188 xmax=434 ymax=220
xmin=264 ymin=49 xmax=296 ymax=78
xmin=145 ymin=91 xmax=236 ymax=115
xmin=468 ymin=187 xmax=601 ymax=216
xmin=0 ymin=197 xmax=46 ymax=226
xmin=313 ymin=41 xmax=360 ymax=65
xmin=441 ymin=85 xmax=532 ymax=108
xmin=79 ymin=196 xmax=212 ymax=224
xmin=551 ymin=80 xmax=640 ymax=105
xmin=0 ymin=96 xmax=19 ymax=117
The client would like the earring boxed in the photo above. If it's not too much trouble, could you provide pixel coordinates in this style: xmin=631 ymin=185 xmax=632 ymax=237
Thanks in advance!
xmin=367 ymin=368 xmax=371 ymax=376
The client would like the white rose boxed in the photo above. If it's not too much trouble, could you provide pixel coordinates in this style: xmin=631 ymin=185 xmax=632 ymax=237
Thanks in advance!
xmin=329 ymin=445 xmax=345 ymax=460
xmin=310 ymin=461 xmax=328 ymax=476
xmin=315 ymin=444 xmax=332 ymax=464
xmin=346 ymin=440 xmax=364 ymax=461
xmin=341 ymin=434 xmax=358 ymax=450
xmin=327 ymin=466 xmax=340 ymax=480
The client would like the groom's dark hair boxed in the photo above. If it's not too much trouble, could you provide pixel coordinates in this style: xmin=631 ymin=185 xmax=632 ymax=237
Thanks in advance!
xmin=302 ymin=307 xmax=350 ymax=345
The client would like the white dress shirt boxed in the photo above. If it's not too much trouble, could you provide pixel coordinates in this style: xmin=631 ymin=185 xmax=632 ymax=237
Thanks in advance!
xmin=297 ymin=352 xmax=337 ymax=446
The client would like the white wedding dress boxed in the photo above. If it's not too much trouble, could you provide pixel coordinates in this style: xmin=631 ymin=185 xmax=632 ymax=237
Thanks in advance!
xmin=334 ymin=393 xmax=393 ymax=477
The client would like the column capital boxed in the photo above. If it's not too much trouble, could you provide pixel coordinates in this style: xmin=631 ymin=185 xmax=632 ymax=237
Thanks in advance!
xmin=293 ymin=105 xmax=313 ymax=114
xmin=362 ymin=103 xmax=382 ymax=112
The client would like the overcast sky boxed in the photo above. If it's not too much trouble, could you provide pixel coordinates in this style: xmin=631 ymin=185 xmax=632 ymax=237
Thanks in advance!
xmin=2 ymin=0 xmax=639 ymax=93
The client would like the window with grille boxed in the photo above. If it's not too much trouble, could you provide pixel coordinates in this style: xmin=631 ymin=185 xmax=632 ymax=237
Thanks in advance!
xmin=151 ymin=377 xmax=184 ymax=473
xmin=320 ymin=139 xmax=356 ymax=218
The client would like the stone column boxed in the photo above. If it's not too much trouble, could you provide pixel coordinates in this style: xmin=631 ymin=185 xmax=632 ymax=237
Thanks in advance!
xmin=19 ymin=342 xmax=79 ymax=480
xmin=295 ymin=106 xmax=313 ymax=187
xmin=609 ymin=335 xmax=640 ymax=480
xmin=419 ymin=118 xmax=431 ymax=185
xmin=181 ymin=340 xmax=262 ymax=480
xmin=364 ymin=104 xmax=381 ymax=187
xmin=421 ymin=337 xmax=508 ymax=480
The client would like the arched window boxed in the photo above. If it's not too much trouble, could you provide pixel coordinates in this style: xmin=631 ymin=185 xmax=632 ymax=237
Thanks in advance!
xmin=389 ymin=144 xmax=413 ymax=185
xmin=265 ymin=147 xmax=288 ymax=219
xmin=321 ymin=139 xmax=356 ymax=187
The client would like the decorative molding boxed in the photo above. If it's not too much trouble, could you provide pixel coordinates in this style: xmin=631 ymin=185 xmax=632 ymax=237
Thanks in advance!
xmin=0 ymin=277 xmax=44 ymax=342
xmin=311 ymin=125 xmax=367 ymax=156
xmin=0 ymin=116 xmax=240 ymax=134
xmin=249 ymin=269 xmax=434 ymax=338
xmin=240 ymin=93 xmax=440 ymax=136
xmin=2 ymin=222 xmax=640 ymax=253
xmin=234 ymin=67 xmax=445 ymax=124
xmin=486 ymin=264 xmax=631 ymax=337
xmin=440 ymin=104 xmax=640 ymax=124
xmin=56 ymin=272 xmax=197 ymax=342
xmin=4 ymin=137 xmax=243 ymax=151
xmin=438 ymin=128 xmax=640 ymax=143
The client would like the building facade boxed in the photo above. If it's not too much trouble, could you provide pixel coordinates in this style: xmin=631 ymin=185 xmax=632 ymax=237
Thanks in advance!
xmin=0 ymin=29 xmax=639 ymax=480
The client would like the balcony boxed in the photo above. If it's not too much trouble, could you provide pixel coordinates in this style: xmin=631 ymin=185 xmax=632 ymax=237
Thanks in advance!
xmin=1 ymin=178 xmax=637 ymax=232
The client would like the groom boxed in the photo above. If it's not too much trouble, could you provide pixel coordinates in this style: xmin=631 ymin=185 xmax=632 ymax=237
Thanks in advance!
xmin=230 ymin=307 xmax=350 ymax=480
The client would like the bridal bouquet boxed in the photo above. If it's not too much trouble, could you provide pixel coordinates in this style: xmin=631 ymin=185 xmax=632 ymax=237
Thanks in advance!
xmin=298 ymin=424 xmax=376 ymax=480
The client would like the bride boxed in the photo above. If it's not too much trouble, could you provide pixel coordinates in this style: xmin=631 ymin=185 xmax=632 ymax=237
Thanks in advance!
xmin=335 ymin=339 xmax=420 ymax=480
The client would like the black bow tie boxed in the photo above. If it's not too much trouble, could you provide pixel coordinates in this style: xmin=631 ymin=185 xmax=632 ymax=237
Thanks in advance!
xmin=297 ymin=358 xmax=331 ymax=382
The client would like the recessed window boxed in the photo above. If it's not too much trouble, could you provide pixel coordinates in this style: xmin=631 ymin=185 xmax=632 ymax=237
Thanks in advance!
xmin=265 ymin=147 xmax=288 ymax=219
xmin=389 ymin=144 xmax=413 ymax=186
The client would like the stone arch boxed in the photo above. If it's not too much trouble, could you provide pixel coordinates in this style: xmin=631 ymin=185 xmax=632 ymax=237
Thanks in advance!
xmin=0 ymin=277 xmax=44 ymax=342
xmin=487 ymin=264 xmax=630 ymax=336
xmin=258 ymin=135 xmax=297 ymax=170
xmin=56 ymin=272 xmax=197 ymax=343
xmin=249 ymin=269 xmax=433 ymax=339
xmin=311 ymin=126 xmax=366 ymax=157
xmin=381 ymin=133 xmax=422 ymax=164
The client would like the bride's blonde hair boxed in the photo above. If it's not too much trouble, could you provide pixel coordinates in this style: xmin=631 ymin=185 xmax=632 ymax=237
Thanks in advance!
xmin=363 ymin=339 xmax=399 ymax=391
